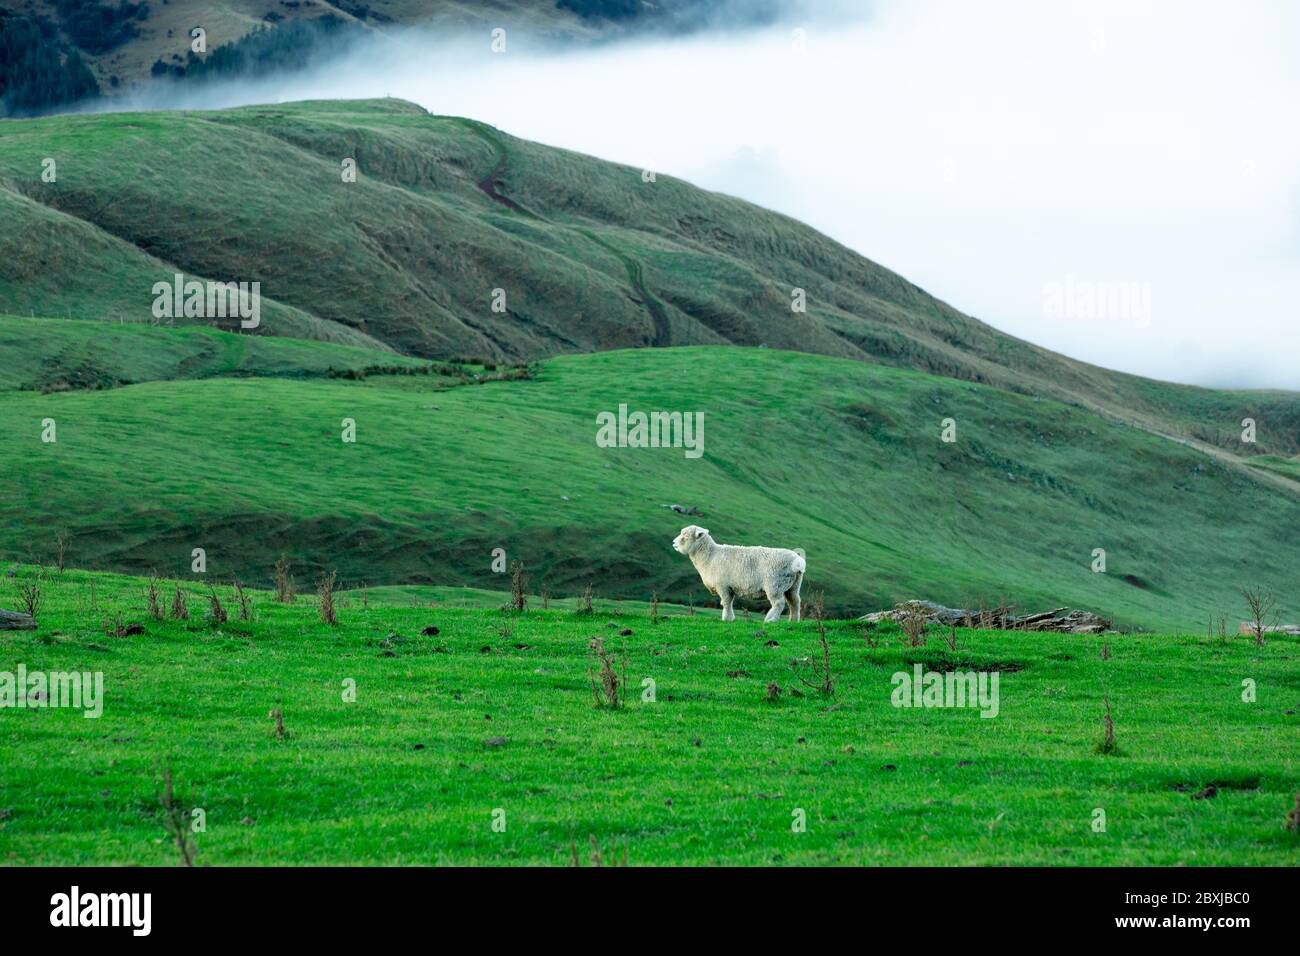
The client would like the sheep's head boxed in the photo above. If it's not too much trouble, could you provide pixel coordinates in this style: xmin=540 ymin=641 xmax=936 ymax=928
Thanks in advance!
xmin=672 ymin=525 xmax=711 ymax=555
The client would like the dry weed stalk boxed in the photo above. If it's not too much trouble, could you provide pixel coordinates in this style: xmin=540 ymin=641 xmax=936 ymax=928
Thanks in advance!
xmin=798 ymin=593 xmax=835 ymax=697
xmin=146 ymin=572 xmax=163 ymax=620
xmin=274 ymin=554 xmax=295 ymax=604
xmin=206 ymin=587 xmax=227 ymax=626
xmin=509 ymin=560 xmax=528 ymax=611
xmin=170 ymin=584 xmax=189 ymax=620
xmin=157 ymin=767 xmax=196 ymax=867
xmin=587 ymin=637 xmax=625 ymax=708
xmin=317 ymin=570 xmax=338 ymax=626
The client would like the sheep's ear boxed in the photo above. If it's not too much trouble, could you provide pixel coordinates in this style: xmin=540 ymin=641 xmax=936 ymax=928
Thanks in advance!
xmin=695 ymin=527 xmax=709 ymax=539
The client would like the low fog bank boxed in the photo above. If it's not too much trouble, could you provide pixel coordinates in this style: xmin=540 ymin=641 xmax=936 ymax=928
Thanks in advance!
xmin=83 ymin=0 xmax=1300 ymax=390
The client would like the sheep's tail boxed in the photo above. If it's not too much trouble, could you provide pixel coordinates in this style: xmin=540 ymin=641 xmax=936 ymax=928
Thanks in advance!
xmin=792 ymin=551 xmax=806 ymax=573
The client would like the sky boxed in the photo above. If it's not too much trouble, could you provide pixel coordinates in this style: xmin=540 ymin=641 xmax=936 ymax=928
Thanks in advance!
xmin=113 ymin=0 xmax=1300 ymax=389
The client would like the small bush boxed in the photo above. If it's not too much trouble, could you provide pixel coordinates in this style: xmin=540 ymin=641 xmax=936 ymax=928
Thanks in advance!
xmin=206 ymin=588 xmax=228 ymax=626
xmin=146 ymin=573 xmax=163 ymax=620
xmin=274 ymin=554 xmax=295 ymax=604
xmin=588 ymin=637 xmax=625 ymax=708
xmin=508 ymin=560 xmax=528 ymax=612
xmin=17 ymin=572 xmax=43 ymax=618
xmin=170 ymin=585 xmax=189 ymax=621
xmin=317 ymin=570 xmax=338 ymax=626
xmin=900 ymin=604 xmax=928 ymax=648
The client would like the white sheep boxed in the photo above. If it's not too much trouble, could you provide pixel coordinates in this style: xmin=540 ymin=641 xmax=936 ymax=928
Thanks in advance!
xmin=672 ymin=525 xmax=805 ymax=622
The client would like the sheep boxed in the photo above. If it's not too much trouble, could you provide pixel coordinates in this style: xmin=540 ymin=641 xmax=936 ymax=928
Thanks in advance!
xmin=672 ymin=525 xmax=805 ymax=622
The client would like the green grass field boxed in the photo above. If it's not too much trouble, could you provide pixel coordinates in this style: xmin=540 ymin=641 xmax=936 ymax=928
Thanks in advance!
xmin=2 ymin=334 xmax=1297 ymax=629
xmin=2 ymin=565 xmax=1297 ymax=865
xmin=2 ymin=97 xmax=1297 ymax=869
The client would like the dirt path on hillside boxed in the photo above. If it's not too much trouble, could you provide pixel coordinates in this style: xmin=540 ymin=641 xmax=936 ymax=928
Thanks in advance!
xmin=452 ymin=119 xmax=670 ymax=347
xmin=1127 ymin=418 xmax=1300 ymax=497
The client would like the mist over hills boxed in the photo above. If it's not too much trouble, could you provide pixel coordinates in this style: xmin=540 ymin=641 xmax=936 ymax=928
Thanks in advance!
xmin=1 ymin=0 xmax=806 ymax=114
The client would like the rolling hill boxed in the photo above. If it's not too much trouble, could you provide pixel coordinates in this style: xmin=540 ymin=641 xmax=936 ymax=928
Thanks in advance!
xmin=0 ymin=324 xmax=1295 ymax=629
xmin=0 ymin=98 xmax=1296 ymax=629
xmin=2 ymin=99 xmax=1297 ymax=462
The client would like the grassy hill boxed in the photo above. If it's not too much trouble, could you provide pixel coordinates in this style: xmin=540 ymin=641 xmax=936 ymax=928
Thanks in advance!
xmin=3 ymin=566 xmax=1297 ymax=865
xmin=2 ymin=99 xmax=1297 ymax=462
xmin=0 ymin=326 xmax=1294 ymax=630
xmin=0 ymin=99 xmax=1295 ymax=630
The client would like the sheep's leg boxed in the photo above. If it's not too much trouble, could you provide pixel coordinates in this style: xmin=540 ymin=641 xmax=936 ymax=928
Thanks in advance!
xmin=719 ymin=588 xmax=735 ymax=622
xmin=786 ymin=571 xmax=803 ymax=622
xmin=764 ymin=589 xmax=787 ymax=623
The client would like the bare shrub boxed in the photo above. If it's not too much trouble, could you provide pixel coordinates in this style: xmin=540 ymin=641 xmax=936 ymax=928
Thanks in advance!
xmin=146 ymin=573 xmax=163 ymax=621
xmin=540 ymin=589 xmax=550 ymax=610
xmin=900 ymin=603 xmax=928 ymax=648
xmin=578 ymin=582 xmax=594 ymax=615
xmin=269 ymin=707 xmax=288 ymax=740
xmin=588 ymin=637 xmax=625 ymax=708
xmin=232 ymin=578 xmax=252 ymax=622
xmin=273 ymin=554 xmax=295 ymax=604
xmin=570 ymin=830 xmax=628 ymax=867
xmin=1096 ymin=695 xmax=1117 ymax=755
xmin=102 ymin=612 xmax=142 ymax=638
xmin=54 ymin=531 xmax=68 ymax=574
xmin=206 ymin=587 xmax=227 ymax=626
xmin=156 ymin=767 xmax=196 ymax=867
xmin=650 ymin=590 xmax=659 ymax=624
xmin=317 ymin=571 xmax=338 ymax=626
xmin=170 ymin=585 xmax=189 ymax=621
xmin=509 ymin=560 xmax=528 ymax=612
xmin=17 ymin=570 xmax=43 ymax=618
xmin=943 ymin=624 xmax=958 ymax=653
xmin=797 ymin=593 xmax=834 ymax=697
xmin=1241 ymin=586 xmax=1277 ymax=646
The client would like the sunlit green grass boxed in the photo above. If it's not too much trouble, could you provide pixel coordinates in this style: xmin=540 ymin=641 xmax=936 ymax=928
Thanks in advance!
xmin=1 ymin=566 xmax=1297 ymax=865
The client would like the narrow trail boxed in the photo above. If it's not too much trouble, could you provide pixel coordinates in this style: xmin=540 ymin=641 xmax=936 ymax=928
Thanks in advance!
xmin=451 ymin=118 xmax=670 ymax=346
xmin=1126 ymin=418 xmax=1300 ymax=497
xmin=576 ymin=228 xmax=672 ymax=347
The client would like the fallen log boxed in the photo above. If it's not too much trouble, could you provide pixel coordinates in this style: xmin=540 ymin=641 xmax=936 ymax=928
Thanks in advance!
xmin=1238 ymin=622 xmax=1300 ymax=637
xmin=859 ymin=600 xmax=1111 ymax=634
xmin=0 ymin=608 xmax=37 ymax=630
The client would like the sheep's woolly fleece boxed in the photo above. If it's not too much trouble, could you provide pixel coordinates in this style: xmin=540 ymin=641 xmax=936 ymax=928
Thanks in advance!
xmin=672 ymin=525 xmax=805 ymax=622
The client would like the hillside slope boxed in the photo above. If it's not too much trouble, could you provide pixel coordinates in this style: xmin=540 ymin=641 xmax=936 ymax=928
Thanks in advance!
xmin=2 ymin=99 xmax=1297 ymax=461
xmin=0 ymin=330 xmax=1294 ymax=630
